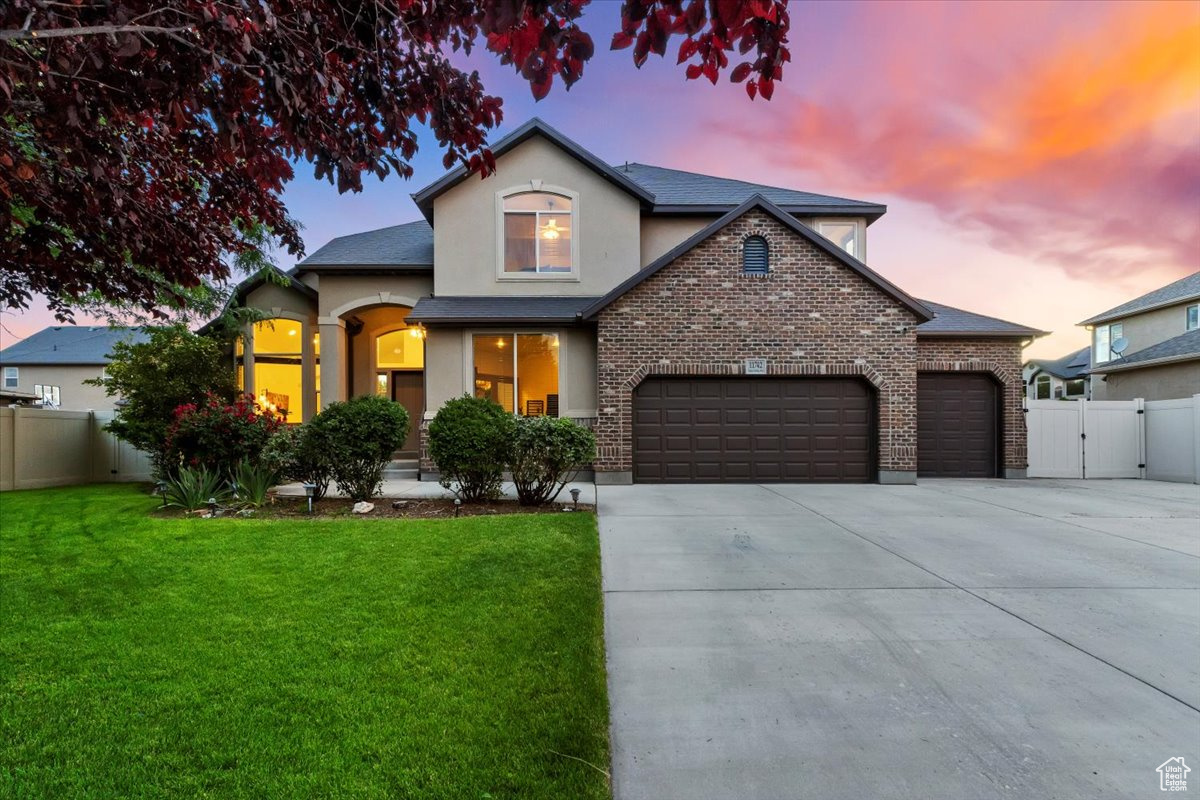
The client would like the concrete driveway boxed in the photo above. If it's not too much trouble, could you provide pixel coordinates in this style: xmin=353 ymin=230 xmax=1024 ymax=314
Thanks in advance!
xmin=599 ymin=479 xmax=1200 ymax=800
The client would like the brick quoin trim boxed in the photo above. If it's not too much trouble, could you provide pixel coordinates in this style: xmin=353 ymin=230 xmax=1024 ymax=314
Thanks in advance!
xmin=915 ymin=338 xmax=1028 ymax=472
xmin=595 ymin=210 xmax=925 ymax=478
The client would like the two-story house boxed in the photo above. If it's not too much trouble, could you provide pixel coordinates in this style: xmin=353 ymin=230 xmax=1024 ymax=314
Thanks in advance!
xmin=0 ymin=326 xmax=148 ymax=411
xmin=229 ymin=119 xmax=1044 ymax=484
xmin=1080 ymin=272 xmax=1200 ymax=401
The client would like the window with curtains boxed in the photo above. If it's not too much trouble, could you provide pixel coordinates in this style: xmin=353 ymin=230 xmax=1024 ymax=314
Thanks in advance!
xmin=501 ymin=191 xmax=575 ymax=276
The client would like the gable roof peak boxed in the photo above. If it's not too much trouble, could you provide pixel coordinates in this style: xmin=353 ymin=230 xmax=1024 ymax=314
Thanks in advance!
xmin=411 ymin=118 xmax=655 ymax=222
xmin=582 ymin=194 xmax=930 ymax=320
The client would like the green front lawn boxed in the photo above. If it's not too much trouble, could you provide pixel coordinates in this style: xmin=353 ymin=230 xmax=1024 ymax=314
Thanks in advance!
xmin=0 ymin=485 xmax=609 ymax=799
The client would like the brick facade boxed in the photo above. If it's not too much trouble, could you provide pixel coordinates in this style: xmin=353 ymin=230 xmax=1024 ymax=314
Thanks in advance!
xmin=915 ymin=338 xmax=1028 ymax=473
xmin=594 ymin=210 xmax=925 ymax=480
xmin=592 ymin=209 xmax=1028 ymax=481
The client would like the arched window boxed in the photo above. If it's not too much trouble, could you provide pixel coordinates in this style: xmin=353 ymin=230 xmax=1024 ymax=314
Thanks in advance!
xmin=252 ymin=318 xmax=303 ymax=421
xmin=1035 ymin=374 xmax=1051 ymax=400
xmin=743 ymin=235 xmax=769 ymax=275
xmin=502 ymin=191 xmax=574 ymax=275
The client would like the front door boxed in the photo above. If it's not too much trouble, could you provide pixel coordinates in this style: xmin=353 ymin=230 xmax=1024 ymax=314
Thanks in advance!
xmin=389 ymin=371 xmax=424 ymax=455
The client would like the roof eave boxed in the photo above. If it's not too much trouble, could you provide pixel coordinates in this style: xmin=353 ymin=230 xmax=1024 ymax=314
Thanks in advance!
xmin=916 ymin=329 xmax=1048 ymax=339
xmin=296 ymin=264 xmax=433 ymax=275
xmin=648 ymin=203 xmax=887 ymax=222
xmin=407 ymin=315 xmax=589 ymax=326
xmin=1077 ymin=293 xmax=1200 ymax=327
xmin=1090 ymin=352 xmax=1200 ymax=373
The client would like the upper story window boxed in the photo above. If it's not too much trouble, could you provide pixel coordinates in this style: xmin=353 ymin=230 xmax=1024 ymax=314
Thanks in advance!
xmin=502 ymin=191 xmax=575 ymax=277
xmin=1187 ymin=303 xmax=1198 ymax=331
xmin=1093 ymin=322 xmax=1124 ymax=363
xmin=814 ymin=219 xmax=864 ymax=259
xmin=742 ymin=236 xmax=769 ymax=275
xmin=2 ymin=366 xmax=16 ymax=389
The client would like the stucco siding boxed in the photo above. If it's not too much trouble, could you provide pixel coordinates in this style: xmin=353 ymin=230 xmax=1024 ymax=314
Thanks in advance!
xmin=1097 ymin=361 xmax=1200 ymax=401
xmin=431 ymin=136 xmax=642 ymax=297
xmin=4 ymin=364 xmax=114 ymax=410
xmin=1091 ymin=301 xmax=1197 ymax=369
xmin=315 ymin=274 xmax=433 ymax=318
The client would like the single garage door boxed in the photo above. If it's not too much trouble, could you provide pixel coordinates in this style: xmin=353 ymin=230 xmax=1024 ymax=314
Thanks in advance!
xmin=633 ymin=377 xmax=874 ymax=483
xmin=917 ymin=373 xmax=998 ymax=477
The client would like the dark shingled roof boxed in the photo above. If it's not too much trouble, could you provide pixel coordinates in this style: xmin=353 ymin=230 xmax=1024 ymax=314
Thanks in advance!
xmin=0 ymin=326 xmax=149 ymax=365
xmin=1028 ymin=346 xmax=1091 ymax=380
xmin=1090 ymin=328 xmax=1200 ymax=372
xmin=617 ymin=163 xmax=886 ymax=219
xmin=1079 ymin=271 xmax=1200 ymax=326
xmin=915 ymin=300 xmax=1045 ymax=338
xmin=407 ymin=296 xmax=600 ymax=325
xmin=298 ymin=220 xmax=434 ymax=268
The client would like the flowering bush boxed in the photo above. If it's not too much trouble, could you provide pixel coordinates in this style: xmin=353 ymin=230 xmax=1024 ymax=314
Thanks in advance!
xmin=164 ymin=393 xmax=283 ymax=475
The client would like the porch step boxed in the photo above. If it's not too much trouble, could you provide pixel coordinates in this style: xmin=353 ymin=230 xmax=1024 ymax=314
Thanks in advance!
xmin=383 ymin=458 xmax=420 ymax=480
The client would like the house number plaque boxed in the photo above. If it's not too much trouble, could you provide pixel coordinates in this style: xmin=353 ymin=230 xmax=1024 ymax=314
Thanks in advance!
xmin=744 ymin=358 xmax=768 ymax=375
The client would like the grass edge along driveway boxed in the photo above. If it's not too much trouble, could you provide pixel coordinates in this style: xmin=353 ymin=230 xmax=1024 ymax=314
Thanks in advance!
xmin=0 ymin=484 xmax=609 ymax=800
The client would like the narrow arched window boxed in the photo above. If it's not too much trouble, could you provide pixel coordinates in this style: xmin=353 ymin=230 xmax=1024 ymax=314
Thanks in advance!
xmin=743 ymin=235 xmax=769 ymax=275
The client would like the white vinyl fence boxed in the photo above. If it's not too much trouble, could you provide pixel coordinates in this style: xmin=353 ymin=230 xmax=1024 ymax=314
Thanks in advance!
xmin=0 ymin=407 xmax=151 ymax=491
xmin=1026 ymin=394 xmax=1200 ymax=483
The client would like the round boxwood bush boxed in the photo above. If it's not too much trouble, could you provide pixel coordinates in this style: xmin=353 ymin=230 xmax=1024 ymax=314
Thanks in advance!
xmin=308 ymin=394 xmax=409 ymax=501
xmin=428 ymin=395 xmax=515 ymax=502
xmin=509 ymin=416 xmax=596 ymax=506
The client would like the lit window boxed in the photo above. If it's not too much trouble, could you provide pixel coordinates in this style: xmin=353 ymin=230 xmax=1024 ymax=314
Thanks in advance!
xmin=1094 ymin=322 xmax=1124 ymax=363
xmin=1187 ymin=304 xmax=1198 ymax=331
xmin=2 ymin=366 xmax=16 ymax=389
xmin=742 ymin=236 xmax=769 ymax=275
xmin=376 ymin=328 xmax=425 ymax=370
xmin=472 ymin=333 xmax=560 ymax=416
xmin=1035 ymin=375 xmax=1051 ymax=400
xmin=815 ymin=219 xmax=863 ymax=258
xmin=252 ymin=318 xmax=303 ymax=421
xmin=502 ymin=191 xmax=574 ymax=276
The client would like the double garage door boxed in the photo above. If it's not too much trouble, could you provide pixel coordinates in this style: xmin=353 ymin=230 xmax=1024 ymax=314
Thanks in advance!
xmin=632 ymin=374 xmax=999 ymax=483
xmin=633 ymin=378 xmax=874 ymax=483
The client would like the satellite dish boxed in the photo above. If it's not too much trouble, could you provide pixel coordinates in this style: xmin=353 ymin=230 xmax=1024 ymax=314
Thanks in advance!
xmin=1111 ymin=337 xmax=1129 ymax=357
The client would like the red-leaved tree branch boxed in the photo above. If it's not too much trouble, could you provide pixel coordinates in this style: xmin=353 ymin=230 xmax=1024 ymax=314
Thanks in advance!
xmin=0 ymin=0 xmax=789 ymax=319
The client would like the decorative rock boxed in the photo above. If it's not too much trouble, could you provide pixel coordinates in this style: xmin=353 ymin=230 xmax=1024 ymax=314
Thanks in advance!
xmin=352 ymin=501 xmax=375 ymax=514
xmin=391 ymin=500 xmax=408 ymax=509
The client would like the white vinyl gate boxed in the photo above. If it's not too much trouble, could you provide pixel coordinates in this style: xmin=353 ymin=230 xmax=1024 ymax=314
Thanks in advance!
xmin=1026 ymin=399 xmax=1145 ymax=479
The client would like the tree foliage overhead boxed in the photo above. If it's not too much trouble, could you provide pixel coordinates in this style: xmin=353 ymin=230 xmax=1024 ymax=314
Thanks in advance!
xmin=1 ymin=1 xmax=790 ymax=319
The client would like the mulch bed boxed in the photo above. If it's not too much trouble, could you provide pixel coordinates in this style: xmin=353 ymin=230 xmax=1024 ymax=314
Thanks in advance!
xmin=152 ymin=494 xmax=593 ymax=519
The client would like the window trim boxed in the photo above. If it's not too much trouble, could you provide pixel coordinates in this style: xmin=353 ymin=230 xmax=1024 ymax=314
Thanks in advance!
xmin=462 ymin=328 xmax=569 ymax=417
xmin=495 ymin=183 xmax=581 ymax=282
xmin=2 ymin=366 xmax=16 ymax=389
xmin=812 ymin=217 xmax=866 ymax=261
xmin=1093 ymin=321 xmax=1124 ymax=364
xmin=1034 ymin=374 xmax=1052 ymax=400
xmin=1187 ymin=303 xmax=1198 ymax=332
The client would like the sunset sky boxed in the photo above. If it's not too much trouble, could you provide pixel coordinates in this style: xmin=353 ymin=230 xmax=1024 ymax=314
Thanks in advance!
xmin=3 ymin=0 xmax=1198 ymax=359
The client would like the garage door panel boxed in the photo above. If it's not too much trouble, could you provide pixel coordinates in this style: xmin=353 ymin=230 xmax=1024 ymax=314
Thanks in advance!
xmin=633 ymin=377 xmax=874 ymax=483
xmin=918 ymin=373 xmax=998 ymax=478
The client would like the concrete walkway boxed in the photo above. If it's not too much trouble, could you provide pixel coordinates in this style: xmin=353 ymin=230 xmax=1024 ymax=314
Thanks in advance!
xmin=599 ymin=479 xmax=1200 ymax=800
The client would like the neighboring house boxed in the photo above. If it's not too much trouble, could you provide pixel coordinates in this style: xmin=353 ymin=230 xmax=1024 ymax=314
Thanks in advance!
xmin=1023 ymin=346 xmax=1090 ymax=400
xmin=227 ymin=118 xmax=1044 ymax=484
xmin=1080 ymin=272 xmax=1200 ymax=401
xmin=0 ymin=326 xmax=149 ymax=411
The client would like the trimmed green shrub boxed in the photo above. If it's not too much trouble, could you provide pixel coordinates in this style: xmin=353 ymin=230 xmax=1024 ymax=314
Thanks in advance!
xmin=308 ymin=395 xmax=408 ymax=501
xmin=263 ymin=423 xmax=334 ymax=500
xmin=509 ymin=416 xmax=596 ymax=506
xmin=163 ymin=466 xmax=231 ymax=511
xmin=428 ymin=396 xmax=515 ymax=502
